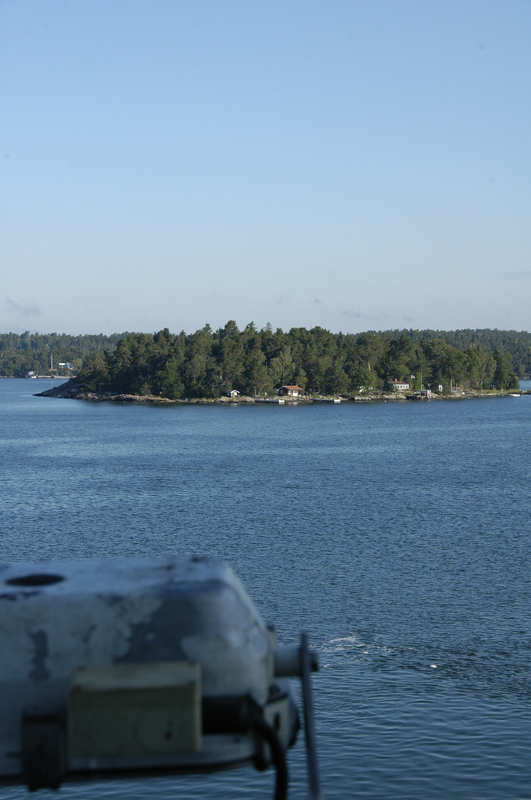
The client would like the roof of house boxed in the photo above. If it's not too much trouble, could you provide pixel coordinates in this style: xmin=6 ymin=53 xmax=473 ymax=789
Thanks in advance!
xmin=280 ymin=385 xmax=303 ymax=390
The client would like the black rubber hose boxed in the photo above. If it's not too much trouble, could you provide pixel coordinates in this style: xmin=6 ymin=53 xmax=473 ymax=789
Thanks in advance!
xmin=202 ymin=694 xmax=289 ymax=800
xmin=252 ymin=716 xmax=288 ymax=800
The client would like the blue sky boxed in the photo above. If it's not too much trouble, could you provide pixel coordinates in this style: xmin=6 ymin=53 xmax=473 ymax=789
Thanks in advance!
xmin=1 ymin=0 xmax=530 ymax=335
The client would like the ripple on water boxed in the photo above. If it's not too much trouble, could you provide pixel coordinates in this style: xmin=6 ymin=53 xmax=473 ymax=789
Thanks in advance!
xmin=0 ymin=386 xmax=530 ymax=799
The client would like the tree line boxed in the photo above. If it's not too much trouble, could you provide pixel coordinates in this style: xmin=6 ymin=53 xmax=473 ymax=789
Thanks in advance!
xmin=2 ymin=326 xmax=528 ymax=384
xmin=384 ymin=328 xmax=531 ymax=377
xmin=0 ymin=332 xmax=127 ymax=377
xmin=76 ymin=322 xmax=520 ymax=398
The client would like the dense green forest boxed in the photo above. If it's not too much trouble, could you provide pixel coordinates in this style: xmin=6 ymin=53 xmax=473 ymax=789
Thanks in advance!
xmin=2 ymin=326 xmax=526 ymax=394
xmin=0 ymin=332 xmax=127 ymax=377
xmin=76 ymin=322 xmax=520 ymax=398
xmin=384 ymin=328 xmax=531 ymax=377
xmin=4 ymin=323 xmax=531 ymax=378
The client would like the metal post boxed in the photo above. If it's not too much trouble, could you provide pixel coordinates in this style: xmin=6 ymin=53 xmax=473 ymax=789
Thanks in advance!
xmin=300 ymin=633 xmax=322 ymax=800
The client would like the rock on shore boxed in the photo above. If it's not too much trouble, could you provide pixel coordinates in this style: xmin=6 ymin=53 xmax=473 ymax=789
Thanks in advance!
xmin=35 ymin=380 xmax=523 ymax=404
xmin=34 ymin=381 xmax=257 ymax=404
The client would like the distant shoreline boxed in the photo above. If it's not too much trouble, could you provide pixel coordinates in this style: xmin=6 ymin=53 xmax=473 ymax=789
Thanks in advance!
xmin=35 ymin=382 xmax=527 ymax=405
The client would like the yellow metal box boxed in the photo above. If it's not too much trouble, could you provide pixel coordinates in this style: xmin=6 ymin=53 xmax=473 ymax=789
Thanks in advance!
xmin=68 ymin=661 xmax=202 ymax=758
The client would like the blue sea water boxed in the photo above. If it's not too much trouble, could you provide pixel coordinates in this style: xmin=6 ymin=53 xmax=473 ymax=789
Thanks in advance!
xmin=0 ymin=379 xmax=530 ymax=799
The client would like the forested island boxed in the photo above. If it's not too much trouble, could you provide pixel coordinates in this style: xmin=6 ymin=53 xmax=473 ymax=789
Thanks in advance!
xmin=31 ymin=322 xmax=522 ymax=399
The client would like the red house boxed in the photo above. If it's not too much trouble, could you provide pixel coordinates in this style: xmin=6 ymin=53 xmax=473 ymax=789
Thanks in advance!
xmin=278 ymin=385 xmax=303 ymax=397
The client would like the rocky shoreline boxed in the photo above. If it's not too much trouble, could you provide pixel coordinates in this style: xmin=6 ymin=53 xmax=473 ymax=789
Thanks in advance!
xmin=35 ymin=381 xmax=527 ymax=405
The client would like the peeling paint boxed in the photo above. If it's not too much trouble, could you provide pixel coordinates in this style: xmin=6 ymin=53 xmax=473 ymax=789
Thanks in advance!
xmin=0 ymin=591 xmax=162 ymax=682
xmin=0 ymin=556 xmax=284 ymax=779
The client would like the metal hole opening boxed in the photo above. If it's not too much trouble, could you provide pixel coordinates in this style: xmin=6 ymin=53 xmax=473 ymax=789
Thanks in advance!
xmin=6 ymin=573 xmax=65 ymax=587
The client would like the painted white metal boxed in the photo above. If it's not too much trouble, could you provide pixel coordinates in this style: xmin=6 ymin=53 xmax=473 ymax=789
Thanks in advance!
xmin=0 ymin=556 xmax=290 ymax=782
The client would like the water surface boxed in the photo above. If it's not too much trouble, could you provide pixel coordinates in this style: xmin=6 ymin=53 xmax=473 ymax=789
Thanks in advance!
xmin=0 ymin=380 xmax=530 ymax=799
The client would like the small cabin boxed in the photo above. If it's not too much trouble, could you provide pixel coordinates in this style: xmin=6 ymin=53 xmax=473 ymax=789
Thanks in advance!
xmin=279 ymin=385 xmax=303 ymax=397
xmin=226 ymin=389 xmax=240 ymax=398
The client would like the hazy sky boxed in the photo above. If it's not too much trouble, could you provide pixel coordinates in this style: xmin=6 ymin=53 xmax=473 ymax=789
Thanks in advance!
xmin=2 ymin=0 xmax=530 ymax=336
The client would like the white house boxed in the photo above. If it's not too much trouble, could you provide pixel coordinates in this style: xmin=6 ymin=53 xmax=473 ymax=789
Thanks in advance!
xmin=387 ymin=379 xmax=410 ymax=391
xmin=226 ymin=389 xmax=240 ymax=398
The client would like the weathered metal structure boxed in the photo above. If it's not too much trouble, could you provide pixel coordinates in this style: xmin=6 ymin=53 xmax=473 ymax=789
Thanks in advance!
xmin=0 ymin=556 xmax=320 ymax=799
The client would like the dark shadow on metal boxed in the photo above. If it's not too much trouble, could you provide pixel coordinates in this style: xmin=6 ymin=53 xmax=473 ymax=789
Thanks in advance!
xmin=203 ymin=694 xmax=288 ymax=800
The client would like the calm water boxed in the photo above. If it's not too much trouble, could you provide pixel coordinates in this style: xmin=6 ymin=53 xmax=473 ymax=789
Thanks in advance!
xmin=1 ymin=379 xmax=530 ymax=800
